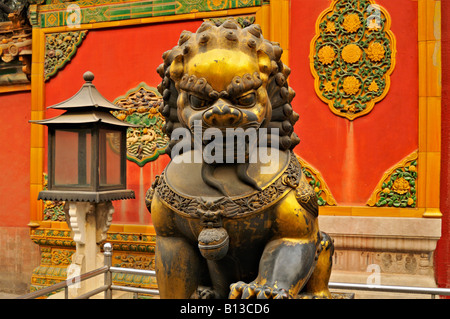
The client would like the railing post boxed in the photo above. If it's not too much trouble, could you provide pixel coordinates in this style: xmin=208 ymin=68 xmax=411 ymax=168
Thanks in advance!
xmin=104 ymin=243 xmax=113 ymax=299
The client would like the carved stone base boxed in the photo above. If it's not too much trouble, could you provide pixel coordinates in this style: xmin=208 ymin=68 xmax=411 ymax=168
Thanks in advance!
xmin=319 ymin=215 xmax=441 ymax=299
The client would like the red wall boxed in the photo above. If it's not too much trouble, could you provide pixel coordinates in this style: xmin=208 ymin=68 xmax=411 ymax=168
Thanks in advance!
xmin=290 ymin=0 xmax=418 ymax=206
xmin=45 ymin=20 xmax=203 ymax=224
xmin=436 ymin=0 xmax=450 ymax=291
xmin=0 ymin=91 xmax=31 ymax=227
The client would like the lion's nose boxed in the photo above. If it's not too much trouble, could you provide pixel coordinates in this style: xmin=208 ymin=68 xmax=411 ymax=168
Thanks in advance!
xmin=202 ymin=100 xmax=242 ymax=127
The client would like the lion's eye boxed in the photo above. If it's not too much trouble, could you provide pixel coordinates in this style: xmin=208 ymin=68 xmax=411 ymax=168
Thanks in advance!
xmin=189 ymin=94 xmax=209 ymax=109
xmin=237 ymin=92 xmax=256 ymax=107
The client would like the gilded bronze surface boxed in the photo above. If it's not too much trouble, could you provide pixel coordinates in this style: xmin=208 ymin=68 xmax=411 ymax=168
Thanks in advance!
xmin=146 ymin=19 xmax=334 ymax=299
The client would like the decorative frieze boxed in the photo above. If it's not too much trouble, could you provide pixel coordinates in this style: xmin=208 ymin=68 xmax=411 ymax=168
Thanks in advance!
xmin=367 ymin=151 xmax=418 ymax=208
xmin=31 ymin=0 xmax=262 ymax=28
xmin=44 ymin=30 xmax=88 ymax=81
xmin=112 ymin=83 xmax=169 ymax=166
xmin=296 ymin=155 xmax=336 ymax=206
xmin=30 ymin=226 xmax=157 ymax=294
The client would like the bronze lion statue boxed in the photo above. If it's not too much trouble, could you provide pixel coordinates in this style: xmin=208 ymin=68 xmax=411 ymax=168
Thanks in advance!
xmin=146 ymin=19 xmax=334 ymax=299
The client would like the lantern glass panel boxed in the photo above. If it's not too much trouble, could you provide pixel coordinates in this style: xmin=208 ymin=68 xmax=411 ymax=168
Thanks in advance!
xmin=54 ymin=129 xmax=92 ymax=187
xmin=99 ymin=129 xmax=122 ymax=186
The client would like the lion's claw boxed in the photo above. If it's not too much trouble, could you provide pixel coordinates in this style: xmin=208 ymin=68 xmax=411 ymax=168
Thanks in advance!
xmin=191 ymin=286 xmax=216 ymax=299
xmin=229 ymin=281 xmax=291 ymax=299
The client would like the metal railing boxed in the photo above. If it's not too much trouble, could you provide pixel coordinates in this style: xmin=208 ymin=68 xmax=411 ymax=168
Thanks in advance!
xmin=17 ymin=243 xmax=159 ymax=299
xmin=329 ymin=282 xmax=450 ymax=299
xmin=17 ymin=243 xmax=450 ymax=299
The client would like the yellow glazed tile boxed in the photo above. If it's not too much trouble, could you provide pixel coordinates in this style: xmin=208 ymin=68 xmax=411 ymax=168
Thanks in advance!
xmin=45 ymin=25 xmax=91 ymax=34
xmin=39 ymin=220 xmax=52 ymax=228
xmin=140 ymin=16 xmax=165 ymax=24
xmin=119 ymin=19 xmax=142 ymax=27
xmin=269 ymin=0 xmax=282 ymax=43
xmin=30 ymin=124 xmax=45 ymax=149
xmin=418 ymin=96 xmax=427 ymax=151
xmin=51 ymin=221 xmax=70 ymax=230
xmin=31 ymin=60 xmax=44 ymax=77
xmin=123 ymin=224 xmax=153 ymax=234
xmin=416 ymin=152 xmax=427 ymax=208
xmin=426 ymin=0 xmax=441 ymax=41
xmin=164 ymin=13 xmax=196 ymax=22
xmin=281 ymin=48 xmax=289 ymax=67
xmin=426 ymin=40 xmax=441 ymax=97
xmin=30 ymin=75 xmax=44 ymax=112
xmin=30 ymin=184 xmax=43 ymax=221
xmin=280 ymin=0 xmax=289 ymax=50
xmin=30 ymin=147 xmax=44 ymax=185
xmin=417 ymin=0 xmax=427 ymax=42
xmin=0 ymin=84 xmax=30 ymax=93
xmin=319 ymin=206 xmax=352 ymax=216
xmin=109 ymin=224 xmax=124 ymax=232
xmin=256 ymin=5 xmax=269 ymax=40
xmin=426 ymin=96 xmax=441 ymax=152
xmin=194 ymin=10 xmax=228 ymax=19
xmin=228 ymin=7 xmax=257 ymax=15
xmin=90 ymin=21 xmax=121 ymax=29
xmin=44 ymin=26 xmax=68 ymax=34
xmin=425 ymin=151 xmax=440 ymax=208
xmin=31 ymin=29 xmax=42 ymax=64
xmin=423 ymin=208 xmax=442 ymax=218
xmin=30 ymin=110 xmax=45 ymax=121
xmin=144 ymin=225 xmax=155 ymax=235
xmin=418 ymin=41 xmax=427 ymax=97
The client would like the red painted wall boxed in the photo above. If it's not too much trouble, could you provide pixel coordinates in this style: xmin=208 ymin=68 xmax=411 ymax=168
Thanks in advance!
xmin=436 ymin=0 xmax=450 ymax=292
xmin=0 ymin=91 xmax=31 ymax=227
xmin=45 ymin=20 xmax=203 ymax=225
xmin=0 ymin=91 xmax=41 ymax=294
xmin=290 ymin=0 xmax=418 ymax=206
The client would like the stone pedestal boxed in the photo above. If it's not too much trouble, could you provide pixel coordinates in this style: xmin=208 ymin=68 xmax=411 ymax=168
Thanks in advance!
xmin=319 ymin=215 xmax=442 ymax=298
xmin=64 ymin=201 xmax=114 ymax=298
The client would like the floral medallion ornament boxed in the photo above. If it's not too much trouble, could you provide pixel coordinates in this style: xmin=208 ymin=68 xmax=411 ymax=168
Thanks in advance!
xmin=112 ymin=83 xmax=169 ymax=166
xmin=310 ymin=0 xmax=396 ymax=120
xmin=367 ymin=151 xmax=418 ymax=208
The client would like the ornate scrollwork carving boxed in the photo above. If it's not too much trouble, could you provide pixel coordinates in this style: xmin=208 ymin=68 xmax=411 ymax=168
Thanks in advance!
xmin=44 ymin=30 xmax=87 ymax=81
xmin=153 ymin=151 xmax=302 ymax=219
xmin=112 ymin=83 xmax=169 ymax=166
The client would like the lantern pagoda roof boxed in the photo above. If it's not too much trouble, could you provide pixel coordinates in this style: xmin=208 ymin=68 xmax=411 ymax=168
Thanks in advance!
xmin=47 ymin=71 xmax=124 ymax=112
xmin=32 ymin=109 xmax=132 ymax=127
xmin=31 ymin=71 xmax=134 ymax=127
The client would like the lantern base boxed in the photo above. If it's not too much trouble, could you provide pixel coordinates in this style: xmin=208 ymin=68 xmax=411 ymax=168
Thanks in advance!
xmin=38 ymin=189 xmax=135 ymax=203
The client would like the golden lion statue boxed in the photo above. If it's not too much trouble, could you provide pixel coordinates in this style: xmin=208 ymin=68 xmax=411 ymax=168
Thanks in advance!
xmin=146 ymin=19 xmax=334 ymax=299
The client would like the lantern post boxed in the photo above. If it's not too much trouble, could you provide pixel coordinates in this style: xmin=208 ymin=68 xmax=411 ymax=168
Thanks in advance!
xmin=32 ymin=71 xmax=135 ymax=297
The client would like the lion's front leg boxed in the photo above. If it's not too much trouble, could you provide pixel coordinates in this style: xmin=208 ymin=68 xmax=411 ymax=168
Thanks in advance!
xmin=229 ymin=191 xmax=321 ymax=299
xmin=151 ymin=194 xmax=210 ymax=298
xmin=229 ymin=238 xmax=317 ymax=299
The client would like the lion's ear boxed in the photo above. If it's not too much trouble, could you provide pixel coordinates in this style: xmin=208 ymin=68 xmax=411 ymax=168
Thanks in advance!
xmin=257 ymin=50 xmax=271 ymax=83
xmin=170 ymin=54 xmax=184 ymax=82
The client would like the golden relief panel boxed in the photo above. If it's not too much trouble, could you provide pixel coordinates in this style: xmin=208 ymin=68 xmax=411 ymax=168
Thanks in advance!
xmin=310 ymin=0 xmax=396 ymax=120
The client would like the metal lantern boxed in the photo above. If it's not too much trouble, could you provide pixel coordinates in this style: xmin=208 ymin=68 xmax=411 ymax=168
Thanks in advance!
xmin=33 ymin=71 xmax=135 ymax=202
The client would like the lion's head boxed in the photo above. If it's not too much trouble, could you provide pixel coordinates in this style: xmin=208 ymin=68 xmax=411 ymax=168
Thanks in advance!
xmin=157 ymin=19 xmax=300 ymax=158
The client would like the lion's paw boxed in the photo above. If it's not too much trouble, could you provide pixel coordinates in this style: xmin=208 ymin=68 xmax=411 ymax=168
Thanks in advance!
xmin=191 ymin=286 xmax=216 ymax=299
xmin=229 ymin=281 xmax=291 ymax=299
